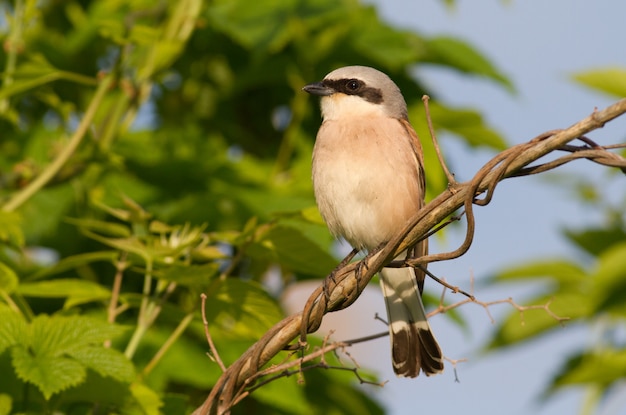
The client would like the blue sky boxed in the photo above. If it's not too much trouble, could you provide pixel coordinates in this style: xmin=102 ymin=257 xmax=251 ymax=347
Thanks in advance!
xmin=286 ymin=2 xmax=626 ymax=415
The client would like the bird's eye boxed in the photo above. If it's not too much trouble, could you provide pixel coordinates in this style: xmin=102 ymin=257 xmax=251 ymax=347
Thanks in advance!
xmin=346 ymin=79 xmax=360 ymax=91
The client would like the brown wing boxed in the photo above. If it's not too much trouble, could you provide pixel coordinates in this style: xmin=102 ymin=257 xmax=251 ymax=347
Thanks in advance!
xmin=398 ymin=118 xmax=428 ymax=293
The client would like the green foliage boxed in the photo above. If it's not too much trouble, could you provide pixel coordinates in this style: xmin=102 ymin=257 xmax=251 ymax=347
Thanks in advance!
xmin=422 ymin=36 xmax=514 ymax=92
xmin=551 ymin=350 xmax=626 ymax=389
xmin=0 ymin=0 xmax=511 ymax=413
xmin=482 ymin=67 xmax=626 ymax=414
xmin=0 ymin=311 xmax=133 ymax=400
xmin=572 ymin=67 xmax=626 ymax=98
xmin=487 ymin=205 xmax=626 ymax=410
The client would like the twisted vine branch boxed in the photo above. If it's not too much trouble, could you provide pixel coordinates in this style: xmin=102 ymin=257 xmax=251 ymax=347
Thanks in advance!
xmin=193 ymin=98 xmax=626 ymax=415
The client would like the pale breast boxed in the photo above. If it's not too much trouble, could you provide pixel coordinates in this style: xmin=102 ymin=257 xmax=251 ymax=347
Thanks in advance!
xmin=312 ymin=116 xmax=423 ymax=250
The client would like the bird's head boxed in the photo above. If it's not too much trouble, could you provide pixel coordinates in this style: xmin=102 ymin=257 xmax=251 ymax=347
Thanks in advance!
xmin=303 ymin=65 xmax=408 ymax=121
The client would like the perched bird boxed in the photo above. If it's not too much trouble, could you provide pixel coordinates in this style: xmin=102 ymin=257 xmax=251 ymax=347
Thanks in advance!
xmin=303 ymin=66 xmax=444 ymax=377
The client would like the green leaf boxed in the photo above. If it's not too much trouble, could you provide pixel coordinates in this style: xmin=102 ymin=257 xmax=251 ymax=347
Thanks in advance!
xmin=156 ymin=263 xmax=220 ymax=286
xmin=27 ymin=251 xmax=119 ymax=281
xmin=11 ymin=346 xmax=86 ymax=399
xmin=70 ymin=347 xmax=134 ymax=383
xmin=551 ymin=350 xmax=626 ymax=389
xmin=206 ymin=279 xmax=283 ymax=338
xmin=417 ymin=102 xmax=508 ymax=150
xmin=0 ymin=55 xmax=95 ymax=100
xmin=0 ymin=263 xmax=18 ymax=294
xmin=65 ymin=218 xmax=132 ymax=238
xmin=0 ymin=310 xmax=27 ymax=353
xmin=350 ymin=7 xmax=422 ymax=68
xmin=55 ymin=371 xmax=134 ymax=411
xmin=0 ymin=212 xmax=24 ymax=248
xmin=82 ymin=232 xmax=152 ymax=261
xmin=590 ymin=243 xmax=626 ymax=314
xmin=207 ymin=0 xmax=296 ymax=52
xmin=0 ymin=394 xmax=11 ymax=415
xmin=422 ymin=36 xmax=514 ymax=91
xmin=299 ymin=365 xmax=383 ymax=415
xmin=252 ymin=373 xmax=314 ymax=414
xmin=572 ymin=67 xmax=626 ymax=98
xmin=487 ymin=293 xmax=589 ymax=349
xmin=250 ymin=225 xmax=337 ymax=277
xmin=564 ymin=227 xmax=626 ymax=257
xmin=251 ymin=334 xmax=383 ymax=415
xmin=487 ymin=257 xmax=592 ymax=348
xmin=299 ymin=206 xmax=326 ymax=226
xmin=8 ymin=315 xmax=131 ymax=399
xmin=490 ymin=259 xmax=587 ymax=288
xmin=17 ymin=279 xmax=111 ymax=309
xmin=139 ymin=327 xmax=221 ymax=390
xmin=129 ymin=382 xmax=163 ymax=415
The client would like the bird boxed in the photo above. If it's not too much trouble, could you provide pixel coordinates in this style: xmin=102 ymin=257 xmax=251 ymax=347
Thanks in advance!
xmin=302 ymin=65 xmax=444 ymax=377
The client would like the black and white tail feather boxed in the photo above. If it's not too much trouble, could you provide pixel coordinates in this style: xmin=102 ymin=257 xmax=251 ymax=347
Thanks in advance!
xmin=379 ymin=256 xmax=444 ymax=377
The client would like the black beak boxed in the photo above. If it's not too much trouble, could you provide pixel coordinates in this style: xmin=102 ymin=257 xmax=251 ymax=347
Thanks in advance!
xmin=302 ymin=82 xmax=334 ymax=96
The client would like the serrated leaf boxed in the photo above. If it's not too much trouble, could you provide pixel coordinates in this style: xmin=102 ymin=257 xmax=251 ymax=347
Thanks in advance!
xmin=11 ymin=346 xmax=86 ymax=399
xmin=572 ymin=67 xmax=626 ymax=98
xmin=0 ymin=263 xmax=18 ymax=293
xmin=422 ymin=36 xmax=514 ymax=92
xmin=17 ymin=279 xmax=111 ymax=309
xmin=206 ymin=279 xmax=283 ymax=338
xmin=8 ymin=315 xmax=131 ymax=399
xmin=33 ymin=315 xmax=126 ymax=349
xmin=0 ymin=310 xmax=27 ymax=353
xmin=70 ymin=347 xmax=134 ymax=383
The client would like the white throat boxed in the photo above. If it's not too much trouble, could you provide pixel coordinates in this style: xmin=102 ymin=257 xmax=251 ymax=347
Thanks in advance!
xmin=320 ymin=94 xmax=387 ymax=121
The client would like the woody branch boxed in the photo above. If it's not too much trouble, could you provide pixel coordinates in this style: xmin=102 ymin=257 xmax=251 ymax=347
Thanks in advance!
xmin=193 ymin=97 xmax=626 ymax=415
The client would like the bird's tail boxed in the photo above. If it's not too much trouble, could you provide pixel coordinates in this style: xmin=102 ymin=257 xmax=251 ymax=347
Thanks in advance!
xmin=379 ymin=265 xmax=444 ymax=377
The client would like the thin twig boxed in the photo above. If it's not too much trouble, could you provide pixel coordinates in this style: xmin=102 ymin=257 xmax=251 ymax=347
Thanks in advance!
xmin=221 ymin=290 xmax=567 ymax=407
xmin=142 ymin=312 xmax=194 ymax=376
xmin=423 ymin=95 xmax=457 ymax=186
xmin=201 ymin=293 xmax=226 ymax=372
xmin=105 ymin=253 xmax=128 ymax=348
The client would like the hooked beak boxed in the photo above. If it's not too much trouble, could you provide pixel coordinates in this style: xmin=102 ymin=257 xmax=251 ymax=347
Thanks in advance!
xmin=302 ymin=81 xmax=334 ymax=96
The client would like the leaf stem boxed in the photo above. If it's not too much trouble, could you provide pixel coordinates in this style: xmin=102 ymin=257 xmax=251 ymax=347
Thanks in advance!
xmin=142 ymin=312 xmax=194 ymax=376
xmin=125 ymin=258 xmax=153 ymax=359
xmin=2 ymin=75 xmax=114 ymax=212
